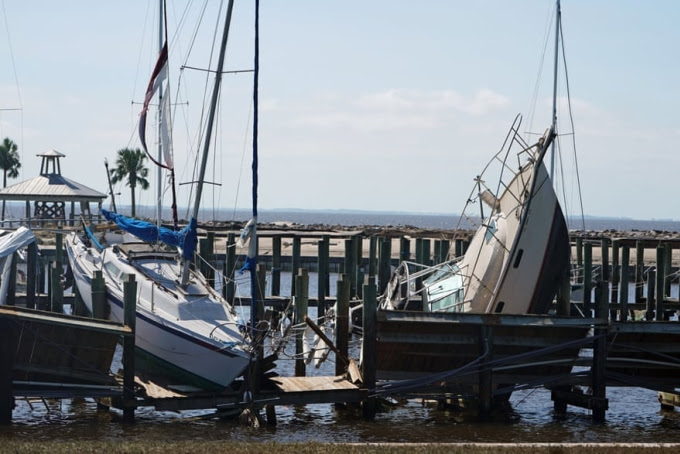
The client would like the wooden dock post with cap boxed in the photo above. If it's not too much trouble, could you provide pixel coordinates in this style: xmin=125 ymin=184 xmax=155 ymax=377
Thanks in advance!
xmin=361 ymin=280 xmax=377 ymax=420
xmin=294 ymin=269 xmax=309 ymax=377
xmin=122 ymin=274 xmax=137 ymax=423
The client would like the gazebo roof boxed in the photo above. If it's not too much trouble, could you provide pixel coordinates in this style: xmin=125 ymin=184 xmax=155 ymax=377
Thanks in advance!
xmin=37 ymin=149 xmax=66 ymax=158
xmin=0 ymin=174 xmax=106 ymax=202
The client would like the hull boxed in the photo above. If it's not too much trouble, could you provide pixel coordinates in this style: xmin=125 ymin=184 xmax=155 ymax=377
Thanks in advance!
xmin=66 ymin=232 xmax=250 ymax=391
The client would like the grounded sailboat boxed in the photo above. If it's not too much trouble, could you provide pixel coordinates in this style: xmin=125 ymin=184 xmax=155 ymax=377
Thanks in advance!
xmin=65 ymin=0 xmax=251 ymax=391
xmin=379 ymin=116 xmax=570 ymax=315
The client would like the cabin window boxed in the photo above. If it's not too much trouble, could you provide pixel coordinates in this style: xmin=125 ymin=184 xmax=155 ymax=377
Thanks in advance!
xmin=104 ymin=261 xmax=121 ymax=278
xmin=495 ymin=301 xmax=505 ymax=313
xmin=513 ymin=249 xmax=524 ymax=268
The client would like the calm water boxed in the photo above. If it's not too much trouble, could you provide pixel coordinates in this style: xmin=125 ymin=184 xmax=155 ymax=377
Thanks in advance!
xmin=4 ymin=210 xmax=680 ymax=442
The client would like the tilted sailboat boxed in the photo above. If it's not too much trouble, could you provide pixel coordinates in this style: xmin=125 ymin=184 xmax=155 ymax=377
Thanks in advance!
xmin=65 ymin=0 xmax=252 ymax=391
xmin=379 ymin=116 xmax=570 ymax=315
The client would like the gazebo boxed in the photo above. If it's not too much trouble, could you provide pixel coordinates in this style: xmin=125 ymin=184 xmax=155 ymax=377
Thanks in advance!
xmin=0 ymin=149 xmax=106 ymax=226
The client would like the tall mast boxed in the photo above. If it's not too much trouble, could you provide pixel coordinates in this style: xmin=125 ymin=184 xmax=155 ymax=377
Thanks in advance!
xmin=549 ymin=0 xmax=561 ymax=179
xmin=156 ymin=0 xmax=164 ymax=222
xmin=180 ymin=0 xmax=235 ymax=286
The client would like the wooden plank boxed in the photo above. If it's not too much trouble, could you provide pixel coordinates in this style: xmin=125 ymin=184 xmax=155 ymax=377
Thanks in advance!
xmin=269 ymin=376 xmax=359 ymax=393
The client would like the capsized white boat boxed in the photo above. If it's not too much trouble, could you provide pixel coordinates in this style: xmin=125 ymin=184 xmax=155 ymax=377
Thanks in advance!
xmin=379 ymin=115 xmax=570 ymax=315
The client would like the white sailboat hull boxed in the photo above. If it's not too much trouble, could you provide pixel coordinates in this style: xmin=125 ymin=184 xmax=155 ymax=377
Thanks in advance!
xmin=65 ymin=232 xmax=250 ymax=390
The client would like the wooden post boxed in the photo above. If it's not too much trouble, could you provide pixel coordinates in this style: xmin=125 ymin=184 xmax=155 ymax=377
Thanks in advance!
xmin=361 ymin=281 xmax=377 ymax=420
xmin=26 ymin=242 xmax=37 ymax=310
xmin=294 ymin=269 xmax=309 ymax=377
xmin=611 ymin=239 xmax=620 ymax=320
xmin=455 ymin=238 xmax=464 ymax=258
xmin=620 ymin=245 xmax=630 ymax=321
xmin=600 ymin=238 xmax=610 ymax=304
xmin=378 ymin=237 xmax=392 ymax=295
xmin=422 ymin=239 xmax=431 ymax=267
xmin=271 ymin=236 xmax=281 ymax=297
xmin=0 ymin=319 xmax=13 ymax=425
xmin=368 ymin=236 xmax=378 ymax=279
xmin=575 ymin=237 xmax=583 ymax=283
xmin=592 ymin=280 xmax=609 ymax=422
xmin=6 ymin=253 xmax=17 ymax=306
xmin=415 ymin=238 xmax=423 ymax=265
xmin=646 ymin=269 xmax=656 ymax=321
xmin=583 ymin=243 xmax=593 ymax=316
xmin=123 ymin=274 xmax=137 ymax=423
xmin=317 ymin=235 xmax=329 ymax=319
xmin=291 ymin=236 xmax=301 ymax=297
xmin=635 ymin=241 xmax=644 ymax=303
xmin=664 ymin=243 xmax=672 ymax=298
xmin=91 ymin=270 xmax=107 ymax=320
xmin=224 ymin=233 xmax=236 ymax=304
xmin=50 ymin=262 xmax=63 ymax=313
xmin=440 ymin=240 xmax=450 ymax=263
xmin=335 ymin=274 xmax=350 ymax=377
xmin=344 ymin=238 xmax=357 ymax=299
xmin=255 ymin=264 xmax=267 ymax=323
xmin=478 ymin=324 xmax=493 ymax=418
xmin=655 ymin=246 xmax=665 ymax=321
xmin=400 ymin=237 xmax=410 ymax=262
xmin=38 ymin=257 xmax=47 ymax=310
xmin=355 ymin=235 xmax=364 ymax=300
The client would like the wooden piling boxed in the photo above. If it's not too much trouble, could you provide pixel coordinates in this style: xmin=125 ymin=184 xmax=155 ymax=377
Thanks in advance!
xmin=361 ymin=281 xmax=377 ymax=420
xmin=256 ymin=264 xmax=267 ymax=323
xmin=26 ymin=242 xmax=37 ymax=310
xmin=0 ymin=319 xmax=13 ymax=425
xmin=291 ymin=237 xmax=301 ymax=297
xmin=611 ymin=240 xmax=620 ymax=319
xmin=335 ymin=274 xmax=350 ymax=377
xmin=478 ymin=324 xmax=493 ymax=418
xmin=123 ymin=274 xmax=137 ymax=423
xmin=6 ymin=253 xmax=17 ymax=306
xmin=575 ymin=237 xmax=583 ymax=283
xmin=317 ymin=235 xmax=329 ymax=319
xmin=224 ymin=233 xmax=236 ymax=304
xmin=655 ymin=246 xmax=665 ymax=321
xmin=91 ymin=270 xmax=107 ymax=320
xmin=294 ymin=269 xmax=309 ymax=377
xmin=620 ymin=245 xmax=630 ymax=321
xmin=422 ymin=239 xmax=431 ymax=267
xmin=592 ymin=280 xmax=609 ymax=422
xmin=271 ymin=236 xmax=281 ymax=297
xmin=583 ymin=243 xmax=593 ymax=315
xmin=344 ymin=238 xmax=357 ymax=299
xmin=635 ymin=241 xmax=644 ymax=303
xmin=400 ymin=237 xmax=410 ymax=261
xmin=664 ymin=243 xmax=672 ymax=298
xmin=368 ymin=236 xmax=377 ymax=279
xmin=50 ymin=262 xmax=63 ymax=314
xmin=646 ymin=269 xmax=656 ymax=321
xmin=378 ymin=237 xmax=392 ymax=295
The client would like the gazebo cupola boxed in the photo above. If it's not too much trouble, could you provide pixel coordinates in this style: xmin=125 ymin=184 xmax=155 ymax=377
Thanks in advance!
xmin=39 ymin=149 xmax=65 ymax=176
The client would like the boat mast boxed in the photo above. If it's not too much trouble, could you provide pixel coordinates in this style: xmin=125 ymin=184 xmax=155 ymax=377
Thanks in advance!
xmin=549 ymin=0 xmax=561 ymax=179
xmin=180 ymin=0 xmax=235 ymax=286
xmin=156 ymin=0 xmax=164 ymax=223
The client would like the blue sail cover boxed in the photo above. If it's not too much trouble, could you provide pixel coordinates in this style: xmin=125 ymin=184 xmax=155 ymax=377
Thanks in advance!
xmin=101 ymin=209 xmax=198 ymax=259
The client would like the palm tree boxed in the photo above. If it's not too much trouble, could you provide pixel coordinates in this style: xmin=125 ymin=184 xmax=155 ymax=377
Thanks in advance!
xmin=109 ymin=148 xmax=149 ymax=217
xmin=0 ymin=137 xmax=21 ymax=221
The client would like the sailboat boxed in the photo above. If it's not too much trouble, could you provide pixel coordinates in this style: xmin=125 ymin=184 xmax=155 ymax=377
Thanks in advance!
xmin=0 ymin=227 xmax=36 ymax=303
xmin=64 ymin=0 xmax=252 ymax=391
xmin=379 ymin=1 xmax=571 ymax=316
xmin=380 ymin=116 xmax=570 ymax=315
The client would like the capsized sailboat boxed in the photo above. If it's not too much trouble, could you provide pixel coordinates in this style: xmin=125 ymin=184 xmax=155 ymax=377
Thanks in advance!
xmin=65 ymin=0 xmax=251 ymax=391
xmin=0 ymin=227 xmax=36 ymax=303
xmin=379 ymin=115 xmax=570 ymax=315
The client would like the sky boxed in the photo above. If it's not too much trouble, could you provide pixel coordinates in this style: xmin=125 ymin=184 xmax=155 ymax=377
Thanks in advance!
xmin=0 ymin=0 xmax=678 ymax=222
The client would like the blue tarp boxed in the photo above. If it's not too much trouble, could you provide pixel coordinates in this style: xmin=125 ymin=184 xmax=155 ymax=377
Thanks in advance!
xmin=101 ymin=209 xmax=198 ymax=259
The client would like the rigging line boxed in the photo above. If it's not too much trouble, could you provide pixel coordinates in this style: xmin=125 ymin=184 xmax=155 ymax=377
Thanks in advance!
xmin=526 ymin=1 xmax=556 ymax=141
xmin=1 ymin=0 xmax=22 ymax=110
xmin=233 ymin=102 xmax=254 ymax=221
xmin=560 ymin=22 xmax=586 ymax=232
